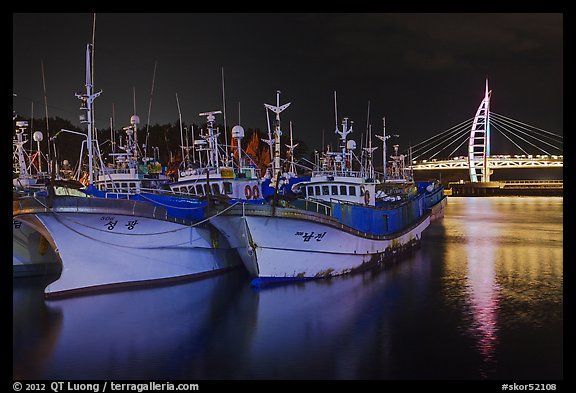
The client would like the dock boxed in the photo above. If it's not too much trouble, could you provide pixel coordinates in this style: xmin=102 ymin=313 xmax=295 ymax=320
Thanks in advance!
xmin=447 ymin=180 xmax=563 ymax=197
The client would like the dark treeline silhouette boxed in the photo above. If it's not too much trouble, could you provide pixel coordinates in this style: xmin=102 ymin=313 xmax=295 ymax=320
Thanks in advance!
xmin=13 ymin=116 xmax=309 ymax=174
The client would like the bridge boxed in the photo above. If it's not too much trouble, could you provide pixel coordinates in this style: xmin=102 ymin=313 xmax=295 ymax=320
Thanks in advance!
xmin=410 ymin=80 xmax=563 ymax=183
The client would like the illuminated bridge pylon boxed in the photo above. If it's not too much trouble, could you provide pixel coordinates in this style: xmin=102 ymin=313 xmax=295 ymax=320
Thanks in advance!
xmin=468 ymin=79 xmax=491 ymax=183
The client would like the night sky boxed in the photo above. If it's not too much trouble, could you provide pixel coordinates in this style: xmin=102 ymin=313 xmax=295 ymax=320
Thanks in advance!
xmin=12 ymin=13 xmax=563 ymax=156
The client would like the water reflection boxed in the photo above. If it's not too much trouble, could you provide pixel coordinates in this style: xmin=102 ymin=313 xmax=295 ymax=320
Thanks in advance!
xmin=13 ymin=252 xmax=434 ymax=379
xmin=462 ymin=199 xmax=501 ymax=377
xmin=442 ymin=197 xmax=563 ymax=379
xmin=14 ymin=271 xmax=250 ymax=379
xmin=13 ymin=197 xmax=563 ymax=380
xmin=13 ymin=275 xmax=63 ymax=379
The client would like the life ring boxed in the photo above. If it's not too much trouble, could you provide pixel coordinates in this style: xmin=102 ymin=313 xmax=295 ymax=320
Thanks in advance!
xmin=252 ymin=185 xmax=260 ymax=199
xmin=244 ymin=184 xmax=252 ymax=200
xmin=364 ymin=190 xmax=370 ymax=205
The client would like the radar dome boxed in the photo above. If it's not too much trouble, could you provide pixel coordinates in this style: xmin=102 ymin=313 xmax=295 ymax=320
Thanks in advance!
xmin=130 ymin=115 xmax=140 ymax=125
xmin=232 ymin=125 xmax=245 ymax=139
xmin=347 ymin=140 xmax=356 ymax=150
xmin=33 ymin=131 xmax=44 ymax=142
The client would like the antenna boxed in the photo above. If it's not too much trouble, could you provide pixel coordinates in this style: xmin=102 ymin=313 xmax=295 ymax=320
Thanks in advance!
xmin=221 ymin=67 xmax=229 ymax=165
xmin=176 ymin=93 xmax=185 ymax=168
xmin=334 ymin=91 xmax=339 ymax=134
xmin=30 ymin=101 xmax=34 ymax=152
xmin=191 ymin=124 xmax=196 ymax=164
xmin=40 ymin=59 xmax=51 ymax=166
xmin=111 ymin=103 xmax=116 ymax=153
xmin=365 ymin=100 xmax=370 ymax=138
xmin=285 ymin=121 xmax=299 ymax=175
xmin=145 ymin=60 xmax=157 ymax=160
xmin=91 ymin=13 xmax=96 ymax=87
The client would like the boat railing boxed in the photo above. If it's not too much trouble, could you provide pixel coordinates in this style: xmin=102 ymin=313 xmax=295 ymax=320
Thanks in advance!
xmin=291 ymin=198 xmax=332 ymax=216
xmin=100 ymin=167 xmax=135 ymax=175
xmin=311 ymin=169 xmax=365 ymax=178
xmin=218 ymin=201 xmax=430 ymax=241
xmin=13 ymin=195 xmax=193 ymax=226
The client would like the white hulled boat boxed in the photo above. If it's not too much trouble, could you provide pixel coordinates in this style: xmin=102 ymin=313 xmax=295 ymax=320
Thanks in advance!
xmin=13 ymin=43 xmax=241 ymax=298
xmin=209 ymin=102 xmax=447 ymax=287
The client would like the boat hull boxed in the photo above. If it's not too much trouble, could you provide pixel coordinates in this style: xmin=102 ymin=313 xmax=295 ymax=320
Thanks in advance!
xmin=13 ymin=216 xmax=61 ymax=277
xmin=210 ymin=205 xmax=431 ymax=285
xmin=13 ymin=196 xmax=240 ymax=298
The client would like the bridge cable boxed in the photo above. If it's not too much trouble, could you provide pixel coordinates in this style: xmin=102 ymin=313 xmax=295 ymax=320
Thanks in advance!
xmin=491 ymin=112 xmax=563 ymax=141
xmin=491 ymin=117 xmax=562 ymax=153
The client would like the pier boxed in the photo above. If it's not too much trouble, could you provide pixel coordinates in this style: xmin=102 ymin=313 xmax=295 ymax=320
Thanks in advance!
xmin=447 ymin=180 xmax=563 ymax=197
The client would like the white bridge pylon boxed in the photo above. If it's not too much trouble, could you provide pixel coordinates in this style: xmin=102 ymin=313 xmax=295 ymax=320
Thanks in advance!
xmin=468 ymin=79 xmax=491 ymax=183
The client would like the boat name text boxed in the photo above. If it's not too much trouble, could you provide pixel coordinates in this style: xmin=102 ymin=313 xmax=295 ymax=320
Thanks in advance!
xmin=100 ymin=216 xmax=139 ymax=231
xmin=294 ymin=231 xmax=327 ymax=242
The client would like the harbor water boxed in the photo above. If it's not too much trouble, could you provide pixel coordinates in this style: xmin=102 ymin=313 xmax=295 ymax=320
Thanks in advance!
xmin=13 ymin=197 xmax=563 ymax=380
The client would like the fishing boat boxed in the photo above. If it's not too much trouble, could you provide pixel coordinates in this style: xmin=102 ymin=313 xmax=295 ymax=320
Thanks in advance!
xmin=209 ymin=102 xmax=447 ymax=287
xmin=165 ymin=110 xmax=265 ymax=205
xmin=12 ymin=120 xmax=51 ymax=194
xmin=89 ymin=113 xmax=170 ymax=196
xmin=13 ymin=118 xmax=88 ymax=277
xmin=13 ymin=43 xmax=241 ymax=298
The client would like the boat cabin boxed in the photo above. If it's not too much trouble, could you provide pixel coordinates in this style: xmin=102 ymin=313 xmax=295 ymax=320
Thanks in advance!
xmin=299 ymin=176 xmax=376 ymax=206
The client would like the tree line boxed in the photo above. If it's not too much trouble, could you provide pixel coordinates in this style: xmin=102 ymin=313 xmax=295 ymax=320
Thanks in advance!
xmin=13 ymin=115 xmax=310 ymax=176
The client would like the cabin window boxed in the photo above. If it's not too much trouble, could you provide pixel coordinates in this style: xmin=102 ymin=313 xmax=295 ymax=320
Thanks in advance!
xmin=203 ymin=184 xmax=210 ymax=194
xmin=340 ymin=185 xmax=347 ymax=195
xmin=307 ymin=186 xmax=314 ymax=196
xmin=315 ymin=186 xmax=321 ymax=196
xmin=349 ymin=186 xmax=356 ymax=196
xmin=212 ymin=183 xmax=220 ymax=194
xmin=331 ymin=185 xmax=338 ymax=195
xmin=196 ymin=185 xmax=204 ymax=195
xmin=121 ymin=182 xmax=127 ymax=191
xmin=223 ymin=182 xmax=233 ymax=194
xmin=322 ymin=185 xmax=329 ymax=195
xmin=188 ymin=186 xmax=194 ymax=195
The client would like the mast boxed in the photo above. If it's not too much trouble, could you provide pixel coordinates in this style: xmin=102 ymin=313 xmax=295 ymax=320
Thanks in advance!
xmin=145 ymin=60 xmax=157 ymax=162
xmin=375 ymin=117 xmax=399 ymax=182
xmin=362 ymin=124 xmax=377 ymax=180
xmin=262 ymin=108 xmax=274 ymax=170
xmin=285 ymin=121 xmax=299 ymax=175
xmin=75 ymin=43 xmax=102 ymax=185
xmin=221 ymin=67 xmax=229 ymax=166
xmin=14 ymin=121 xmax=30 ymax=181
xmin=111 ymin=103 xmax=116 ymax=153
xmin=375 ymin=117 xmax=387 ymax=181
xmin=176 ymin=93 xmax=185 ymax=169
xmin=199 ymin=110 xmax=222 ymax=169
xmin=264 ymin=90 xmax=291 ymax=181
